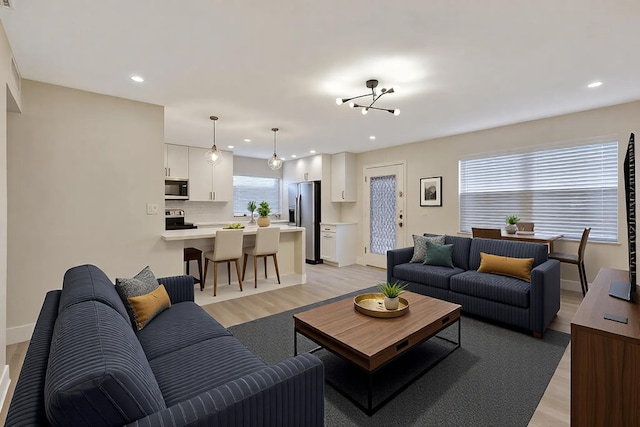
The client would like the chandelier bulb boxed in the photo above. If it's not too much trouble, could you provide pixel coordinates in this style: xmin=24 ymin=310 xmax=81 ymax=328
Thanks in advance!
xmin=335 ymin=98 xmax=343 ymax=105
xmin=361 ymin=108 xmax=368 ymax=115
xmin=349 ymin=101 xmax=355 ymax=109
xmin=393 ymin=109 xmax=400 ymax=116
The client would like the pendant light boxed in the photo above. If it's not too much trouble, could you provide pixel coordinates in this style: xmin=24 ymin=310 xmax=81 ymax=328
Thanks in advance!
xmin=205 ymin=115 xmax=223 ymax=166
xmin=268 ymin=127 xmax=283 ymax=170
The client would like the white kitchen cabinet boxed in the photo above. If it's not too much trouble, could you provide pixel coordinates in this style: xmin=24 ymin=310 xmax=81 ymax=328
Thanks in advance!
xmin=164 ymin=144 xmax=189 ymax=178
xmin=320 ymin=222 xmax=357 ymax=266
xmin=331 ymin=152 xmax=357 ymax=202
xmin=285 ymin=155 xmax=324 ymax=182
xmin=188 ymin=147 xmax=233 ymax=201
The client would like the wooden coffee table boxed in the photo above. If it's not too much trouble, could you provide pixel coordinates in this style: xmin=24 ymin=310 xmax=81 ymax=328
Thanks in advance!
xmin=293 ymin=291 xmax=461 ymax=415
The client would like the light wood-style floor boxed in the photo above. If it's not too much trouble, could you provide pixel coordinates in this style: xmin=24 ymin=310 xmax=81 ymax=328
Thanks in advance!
xmin=0 ymin=263 xmax=581 ymax=426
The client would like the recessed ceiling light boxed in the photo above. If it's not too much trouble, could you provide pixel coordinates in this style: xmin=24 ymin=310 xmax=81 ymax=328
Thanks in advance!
xmin=369 ymin=136 xmax=376 ymax=140
xmin=281 ymin=157 xmax=286 ymax=160
xmin=291 ymin=154 xmax=297 ymax=158
xmin=587 ymin=81 xmax=602 ymax=88
xmin=131 ymin=75 xmax=144 ymax=83
xmin=227 ymin=145 xmax=234 ymax=149
xmin=244 ymin=139 xmax=251 ymax=142
xmin=310 ymin=150 xmax=316 ymax=154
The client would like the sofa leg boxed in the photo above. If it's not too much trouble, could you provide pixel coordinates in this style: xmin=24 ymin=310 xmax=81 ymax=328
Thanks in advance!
xmin=533 ymin=331 xmax=542 ymax=339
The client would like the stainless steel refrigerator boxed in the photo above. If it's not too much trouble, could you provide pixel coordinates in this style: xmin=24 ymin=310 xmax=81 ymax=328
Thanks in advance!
xmin=288 ymin=181 xmax=322 ymax=264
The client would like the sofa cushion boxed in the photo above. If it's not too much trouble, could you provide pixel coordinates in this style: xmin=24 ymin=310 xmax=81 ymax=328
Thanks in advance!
xmin=424 ymin=241 xmax=454 ymax=268
xmin=59 ymin=264 xmax=129 ymax=322
xmin=136 ymin=302 xmax=232 ymax=361
xmin=127 ymin=284 xmax=172 ymax=330
xmin=450 ymin=270 xmax=530 ymax=308
xmin=468 ymin=238 xmax=548 ymax=270
xmin=477 ymin=252 xmax=534 ymax=282
xmin=45 ymin=300 xmax=166 ymax=427
xmin=410 ymin=234 xmax=445 ymax=263
xmin=148 ymin=335 xmax=266 ymax=406
xmin=425 ymin=234 xmax=472 ymax=270
xmin=116 ymin=266 xmax=161 ymax=327
xmin=393 ymin=262 xmax=465 ymax=290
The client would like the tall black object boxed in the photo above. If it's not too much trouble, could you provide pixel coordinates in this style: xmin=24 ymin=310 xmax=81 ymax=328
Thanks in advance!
xmin=610 ymin=133 xmax=638 ymax=301
xmin=289 ymin=181 xmax=323 ymax=264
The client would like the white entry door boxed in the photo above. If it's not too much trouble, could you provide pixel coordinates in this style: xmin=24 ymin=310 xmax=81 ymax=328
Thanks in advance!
xmin=363 ymin=163 xmax=406 ymax=268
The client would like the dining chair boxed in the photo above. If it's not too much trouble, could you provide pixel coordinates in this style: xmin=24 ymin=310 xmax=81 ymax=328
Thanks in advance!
xmin=203 ymin=229 xmax=244 ymax=296
xmin=242 ymin=227 xmax=281 ymax=288
xmin=517 ymin=222 xmax=535 ymax=232
xmin=471 ymin=227 xmax=502 ymax=239
xmin=548 ymin=227 xmax=591 ymax=296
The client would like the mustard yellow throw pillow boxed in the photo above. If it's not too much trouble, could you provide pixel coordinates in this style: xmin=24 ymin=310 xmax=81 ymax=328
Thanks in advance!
xmin=127 ymin=284 xmax=171 ymax=330
xmin=477 ymin=252 xmax=535 ymax=282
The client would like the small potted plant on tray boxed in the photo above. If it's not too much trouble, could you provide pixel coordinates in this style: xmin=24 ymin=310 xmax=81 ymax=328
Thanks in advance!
xmin=505 ymin=215 xmax=520 ymax=234
xmin=377 ymin=281 xmax=408 ymax=310
xmin=257 ymin=201 xmax=271 ymax=227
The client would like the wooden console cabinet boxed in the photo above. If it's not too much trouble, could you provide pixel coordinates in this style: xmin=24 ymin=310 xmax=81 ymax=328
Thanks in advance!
xmin=571 ymin=267 xmax=640 ymax=426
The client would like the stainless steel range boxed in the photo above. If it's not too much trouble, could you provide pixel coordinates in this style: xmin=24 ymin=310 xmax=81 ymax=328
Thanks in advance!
xmin=165 ymin=209 xmax=197 ymax=230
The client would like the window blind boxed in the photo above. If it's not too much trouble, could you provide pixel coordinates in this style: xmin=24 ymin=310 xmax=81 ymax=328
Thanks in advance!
xmin=233 ymin=176 xmax=281 ymax=216
xmin=459 ymin=141 xmax=618 ymax=242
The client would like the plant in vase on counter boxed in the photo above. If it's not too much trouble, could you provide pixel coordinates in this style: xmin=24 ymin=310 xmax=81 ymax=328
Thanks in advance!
xmin=377 ymin=281 xmax=408 ymax=310
xmin=247 ymin=200 xmax=257 ymax=225
xmin=505 ymin=215 xmax=520 ymax=234
xmin=257 ymin=201 xmax=271 ymax=227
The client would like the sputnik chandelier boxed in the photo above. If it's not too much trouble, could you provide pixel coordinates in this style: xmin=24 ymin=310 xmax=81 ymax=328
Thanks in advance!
xmin=336 ymin=79 xmax=400 ymax=115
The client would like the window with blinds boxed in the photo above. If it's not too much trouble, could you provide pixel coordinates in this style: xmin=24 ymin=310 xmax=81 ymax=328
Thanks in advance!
xmin=233 ymin=176 xmax=281 ymax=216
xmin=459 ymin=141 xmax=618 ymax=242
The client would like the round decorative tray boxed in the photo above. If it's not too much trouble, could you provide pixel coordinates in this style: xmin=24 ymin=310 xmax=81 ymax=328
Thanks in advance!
xmin=353 ymin=293 xmax=409 ymax=318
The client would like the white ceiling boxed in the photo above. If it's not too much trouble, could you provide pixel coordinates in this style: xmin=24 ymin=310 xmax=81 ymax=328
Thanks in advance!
xmin=1 ymin=1 xmax=639 ymax=161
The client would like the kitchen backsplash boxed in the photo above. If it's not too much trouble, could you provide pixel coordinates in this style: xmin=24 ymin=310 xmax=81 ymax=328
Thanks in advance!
xmin=165 ymin=201 xmax=234 ymax=223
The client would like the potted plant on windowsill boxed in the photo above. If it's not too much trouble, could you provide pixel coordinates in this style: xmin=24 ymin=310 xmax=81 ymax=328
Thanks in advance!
xmin=377 ymin=281 xmax=408 ymax=310
xmin=505 ymin=215 xmax=520 ymax=234
xmin=257 ymin=201 xmax=271 ymax=227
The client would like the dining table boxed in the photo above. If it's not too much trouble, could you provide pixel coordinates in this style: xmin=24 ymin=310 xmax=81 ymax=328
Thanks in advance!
xmin=499 ymin=231 xmax=563 ymax=252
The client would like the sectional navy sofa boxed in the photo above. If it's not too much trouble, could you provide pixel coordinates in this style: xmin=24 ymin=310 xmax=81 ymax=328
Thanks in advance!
xmin=5 ymin=264 xmax=324 ymax=427
xmin=387 ymin=234 xmax=561 ymax=337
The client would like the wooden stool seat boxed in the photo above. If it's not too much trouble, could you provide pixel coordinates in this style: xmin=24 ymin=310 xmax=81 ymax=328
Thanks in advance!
xmin=183 ymin=247 xmax=203 ymax=291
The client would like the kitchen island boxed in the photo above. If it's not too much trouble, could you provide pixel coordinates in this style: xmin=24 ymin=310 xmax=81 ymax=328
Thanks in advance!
xmin=161 ymin=224 xmax=307 ymax=286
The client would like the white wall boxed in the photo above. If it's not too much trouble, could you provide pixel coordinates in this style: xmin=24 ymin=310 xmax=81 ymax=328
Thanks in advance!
xmin=343 ymin=101 xmax=640 ymax=290
xmin=0 ymin=20 xmax=13 ymax=402
xmin=6 ymin=80 xmax=183 ymax=342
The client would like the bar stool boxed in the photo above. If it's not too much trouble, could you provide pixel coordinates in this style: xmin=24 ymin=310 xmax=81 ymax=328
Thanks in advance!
xmin=183 ymin=247 xmax=203 ymax=291
xmin=242 ymin=227 xmax=281 ymax=288
xmin=549 ymin=227 xmax=591 ymax=297
xmin=203 ymin=229 xmax=244 ymax=297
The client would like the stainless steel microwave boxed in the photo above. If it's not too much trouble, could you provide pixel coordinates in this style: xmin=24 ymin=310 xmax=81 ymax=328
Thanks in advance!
xmin=165 ymin=177 xmax=189 ymax=200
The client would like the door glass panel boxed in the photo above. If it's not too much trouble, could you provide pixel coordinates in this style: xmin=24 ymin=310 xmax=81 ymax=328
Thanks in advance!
xmin=370 ymin=175 xmax=396 ymax=254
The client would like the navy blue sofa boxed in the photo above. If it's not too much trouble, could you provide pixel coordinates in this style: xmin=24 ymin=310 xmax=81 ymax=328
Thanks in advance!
xmin=5 ymin=264 xmax=324 ymax=427
xmin=387 ymin=235 xmax=561 ymax=337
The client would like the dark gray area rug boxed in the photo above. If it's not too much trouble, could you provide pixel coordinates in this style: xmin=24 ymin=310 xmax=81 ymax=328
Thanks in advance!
xmin=228 ymin=290 xmax=569 ymax=427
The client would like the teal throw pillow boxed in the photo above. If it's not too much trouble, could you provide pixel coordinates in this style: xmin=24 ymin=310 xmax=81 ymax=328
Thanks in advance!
xmin=423 ymin=241 xmax=455 ymax=268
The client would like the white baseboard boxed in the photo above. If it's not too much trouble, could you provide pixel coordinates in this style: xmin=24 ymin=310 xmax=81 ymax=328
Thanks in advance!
xmin=7 ymin=323 xmax=34 ymax=345
xmin=0 ymin=365 xmax=10 ymax=413
xmin=561 ymin=278 xmax=584 ymax=293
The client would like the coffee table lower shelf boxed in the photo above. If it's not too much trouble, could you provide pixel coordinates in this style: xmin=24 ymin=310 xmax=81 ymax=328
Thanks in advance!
xmin=294 ymin=318 xmax=461 ymax=416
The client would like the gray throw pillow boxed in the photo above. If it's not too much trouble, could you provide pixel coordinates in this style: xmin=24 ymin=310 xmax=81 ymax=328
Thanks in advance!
xmin=410 ymin=234 xmax=446 ymax=263
xmin=115 ymin=266 xmax=159 ymax=328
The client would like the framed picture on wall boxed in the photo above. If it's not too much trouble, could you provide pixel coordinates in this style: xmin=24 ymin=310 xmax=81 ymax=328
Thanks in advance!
xmin=420 ymin=176 xmax=442 ymax=207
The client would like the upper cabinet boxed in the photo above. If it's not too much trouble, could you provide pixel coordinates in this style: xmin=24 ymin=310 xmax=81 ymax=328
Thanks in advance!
xmin=188 ymin=147 xmax=233 ymax=201
xmin=284 ymin=154 xmax=325 ymax=183
xmin=331 ymin=152 xmax=356 ymax=202
xmin=164 ymin=144 xmax=189 ymax=178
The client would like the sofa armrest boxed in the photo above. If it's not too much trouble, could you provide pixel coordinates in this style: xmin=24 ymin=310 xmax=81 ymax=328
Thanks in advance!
xmin=387 ymin=247 xmax=414 ymax=283
xmin=126 ymin=353 xmax=324 ymax=427
xmin=529 ymin=259 xmax=561 ymax=336
xmin=5 ymin=291 xmax=61 ymax=427
xmin=157 ymin=275 xmax=194 ymax=304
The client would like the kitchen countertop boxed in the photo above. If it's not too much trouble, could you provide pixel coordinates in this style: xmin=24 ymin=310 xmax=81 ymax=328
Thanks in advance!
xmin=161 ymin=224 xmax=304 ymax=241
xmin=194 ymin=219 xmax=289 ymax=227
